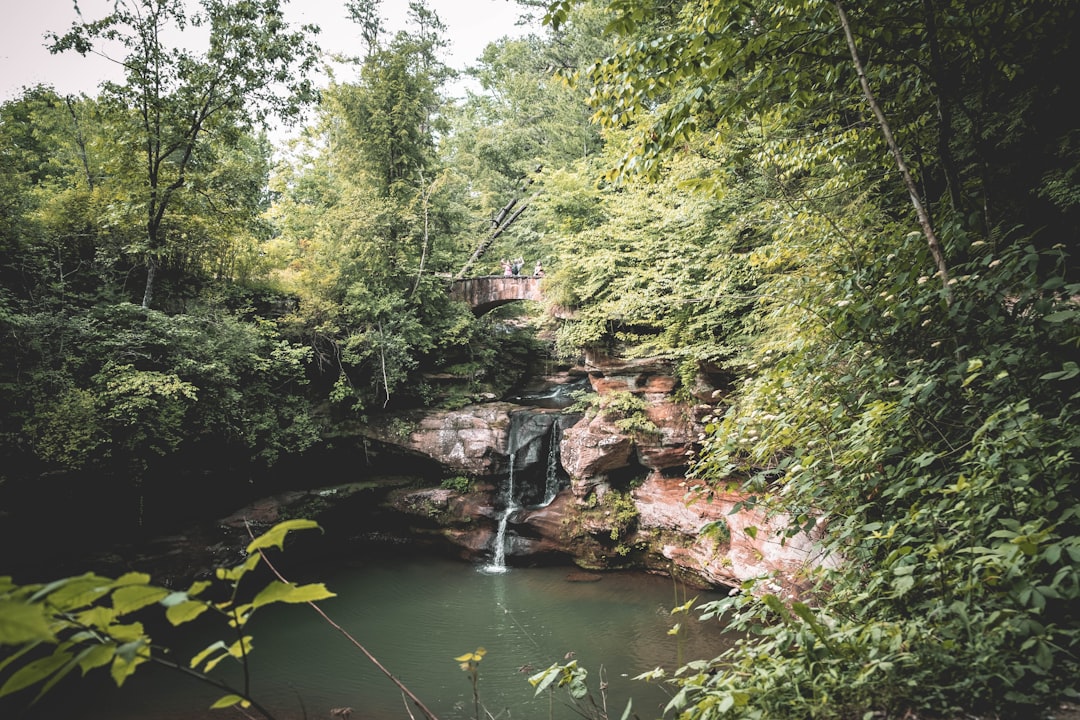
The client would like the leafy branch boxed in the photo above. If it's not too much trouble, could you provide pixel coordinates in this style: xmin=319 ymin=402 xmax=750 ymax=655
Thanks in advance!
xmin=0 ymin=519 xmax=438 ymax=720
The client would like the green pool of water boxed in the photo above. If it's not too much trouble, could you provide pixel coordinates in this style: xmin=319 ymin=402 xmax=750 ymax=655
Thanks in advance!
xmin=15 ymin=553 xmax=736 ymax=720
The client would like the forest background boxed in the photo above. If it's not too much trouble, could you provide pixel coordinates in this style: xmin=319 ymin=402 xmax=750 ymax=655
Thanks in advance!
xmin=1 ymin=0 xmax=1078 ymax=719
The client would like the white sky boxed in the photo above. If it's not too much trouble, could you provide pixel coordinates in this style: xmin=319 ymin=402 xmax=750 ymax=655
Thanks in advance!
xmin=0 ymin=0 xmax=536 ymax=103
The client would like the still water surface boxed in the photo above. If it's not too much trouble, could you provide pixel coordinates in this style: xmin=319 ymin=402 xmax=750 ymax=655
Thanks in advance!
xmin=34 ymin=553 xmax=735 ymax=720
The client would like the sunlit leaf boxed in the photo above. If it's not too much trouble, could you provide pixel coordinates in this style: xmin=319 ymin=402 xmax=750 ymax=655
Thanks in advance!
xmin=76 ymin=644 xmax=115 ymax=675
xmin=226 ymin=636 xmax=253 ymax=660
xmin=165 ymin=599 xmax=209 ymax=626
xmin=106 ymin=621 xmax=145 ymax=644
xmin=210 ymin=694 xmax=245 ymax=709
xmin=0 ymin=600 xmax=55 ymax=645
xmin=529 ymin=664 xmax=561 ymax=693
xmin=112 ymin=585 xmax=169 ymax=615
xmin=190 ymin=640 xmax=227 ymax=669
xmin=0 ymin=652 xmax=72 ymax=698
xmin=250 ymin=581 xmax=335 ymax=609
xmin=245 ymin=519 xmax=322 ymax=554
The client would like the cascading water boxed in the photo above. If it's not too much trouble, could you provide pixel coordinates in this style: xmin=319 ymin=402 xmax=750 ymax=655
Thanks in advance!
xmin=483 ymin=452 xmax=517 ymax=573
xmin=542 ymin=421 xmax=562 ymax=506
xmin=482 ymin=410 xmax=571 ymax=573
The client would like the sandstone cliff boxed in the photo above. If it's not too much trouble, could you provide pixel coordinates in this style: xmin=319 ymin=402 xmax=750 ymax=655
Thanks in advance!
xmin=346 ymin=353 xmax=829 ymax=596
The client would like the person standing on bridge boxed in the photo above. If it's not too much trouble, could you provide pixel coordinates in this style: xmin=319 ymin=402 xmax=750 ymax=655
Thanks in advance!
xmin=533 ymin=260 xmax=544 ymax=277
xmin=501 ymin=259 xmax=513 ymax=276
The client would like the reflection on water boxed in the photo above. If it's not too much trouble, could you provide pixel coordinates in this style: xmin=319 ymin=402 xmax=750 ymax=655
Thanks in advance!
xmin=14 ymin=554 xmax=736 ymax=720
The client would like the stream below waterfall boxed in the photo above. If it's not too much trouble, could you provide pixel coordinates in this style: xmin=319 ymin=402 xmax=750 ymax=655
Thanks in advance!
xmin=14 ymin=552 xmax=736 ymax=720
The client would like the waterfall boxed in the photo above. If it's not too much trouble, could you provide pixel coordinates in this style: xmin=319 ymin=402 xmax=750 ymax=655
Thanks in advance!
xmin=542 ymin=421 xmax=562 ymax=506
xmin=483 ymin=452 xmax=517 ymax=573
xmin=482 ymin=410 xmax=568 ymax=573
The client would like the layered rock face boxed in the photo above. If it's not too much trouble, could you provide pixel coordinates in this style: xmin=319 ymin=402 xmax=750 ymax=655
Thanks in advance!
xmin=365 ymin=353 xmax=828 ymax=596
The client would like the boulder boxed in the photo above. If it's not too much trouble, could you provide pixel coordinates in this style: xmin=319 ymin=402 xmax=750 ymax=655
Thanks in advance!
xmin=583 ymin=354 xmax=677 ymax=396
xmin=560 ymin=413 xmax=634 ymax=482
xmin=636 ymin=399 xmax=698 ymax=471
xmin=632 ymin=474 xmax=834 ymax=595
xmin=351 ymin=404 xmax=515 ymax=477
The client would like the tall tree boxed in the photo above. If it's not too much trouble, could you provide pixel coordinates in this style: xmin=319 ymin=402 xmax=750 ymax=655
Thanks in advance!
xmin=0 ymin=87 xmax=110 ymax=306
xmin=547 ymin=0 xmax=1079 ymax=273
xmin=541 ymin=1 xmax=1080 ymax=717
xmin=50 ymin=0 xmax=320 ymax=308
xmin=272 ymin=1 xmax=477 ymax=410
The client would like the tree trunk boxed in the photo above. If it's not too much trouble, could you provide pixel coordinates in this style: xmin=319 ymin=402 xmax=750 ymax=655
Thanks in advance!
xmin=141 ymin=254 xmax=156 ymax=309
xmin=836 ymin=1 xmax=953 ymax=305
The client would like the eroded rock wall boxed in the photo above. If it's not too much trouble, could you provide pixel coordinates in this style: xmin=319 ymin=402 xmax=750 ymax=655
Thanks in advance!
xmin=362 ymin=355 xmax=829 ymax=596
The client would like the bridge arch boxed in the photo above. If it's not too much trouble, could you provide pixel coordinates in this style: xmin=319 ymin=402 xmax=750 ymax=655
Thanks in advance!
xmin=449 ymin=275 xmax=543 ymax=314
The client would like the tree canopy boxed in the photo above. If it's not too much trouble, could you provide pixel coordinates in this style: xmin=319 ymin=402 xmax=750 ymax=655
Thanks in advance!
xmin=48 ymin=0 xmax=321 ymax=308
xmin=1 ymin=0 xmax=1078 ymax=717
xmin=535 ymin=0 xmax=1080 ymax=716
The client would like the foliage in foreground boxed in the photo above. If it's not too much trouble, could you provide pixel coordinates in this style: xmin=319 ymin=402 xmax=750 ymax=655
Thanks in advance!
xmin=0 ymin=521 xmax=333 ymax=718
xmin=666 ymin=244 xmax=1080 ymax=720
xmin=540 ymin=0 xmax=1080 ymax=717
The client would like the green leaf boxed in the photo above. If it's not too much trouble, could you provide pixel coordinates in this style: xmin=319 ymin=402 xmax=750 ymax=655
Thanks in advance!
xmin=216 ymin=553 xmax=261 ymax=582
xmin=165 ymin=599 xmax=209 ymax=626
xmin=35 ymin=647 xmax=90 ymax=701
xmin=202 ymin=650 xmax=234 ymax=674
xmin=190 ymin=640 xmax=227 ymax=670
xmin=159 ymin=591 xmax=188 ymax=608
xmin=112 ymin=572 xmax=153 ymax=588
xmin=76 ymin=644 xmax=115 ymax=675
xmin=187 ymin=580 xmax=211 ymax=597
xmin=245 ymin=519 xmax=322 ymax=554
xmin=1035 ymin=640 xmax=1054 ymax=670
xmin=1040 ymin=362 xmax=1079 ymax=380
xmin=114 ymin=638 xmax=148 ymax=664
xmin=106 ymin=621 xmax=145 ymax=643
xmin=0 ymin=600 xmax=55 ymax=645
xmin=0 ymin=651 xmax=73 ymax=698
xmin=791 ymin=602 xmax=838 ymax=654
xmin=670 ymin=597 xmax=697 ymax=615
xmin=1042 ymin=310 xmax=1076 ymax=323
xmin=226 ymin=636 xmax=253 ymax=660
xmin=568 ymin=670 xmax=589 ymax=699
xmin=529 ymin=663 xmax=561 ymax=694
xmin=0 ymin=642 xmax=41 ymax=675
xmin=250 ymin=581 xmax=335 ymax=609
xmin=893 ymin=575 xmax=915 ymax=596
xmin=112 ymin=585 xmax=169 ymax=615
xmin=210 ymin=694 xmax=246 ymax=709
xmin=74 ymin=606 xmax=116 ymax=630
xmin=761 ymin=594 xmax=791 ymax=622
xmin=32 ymin=574 xmax=112 ymax=609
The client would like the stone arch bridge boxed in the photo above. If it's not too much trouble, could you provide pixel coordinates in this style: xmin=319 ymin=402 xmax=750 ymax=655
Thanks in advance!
xmin=449 ymin=275 xmax=543 ymax=314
